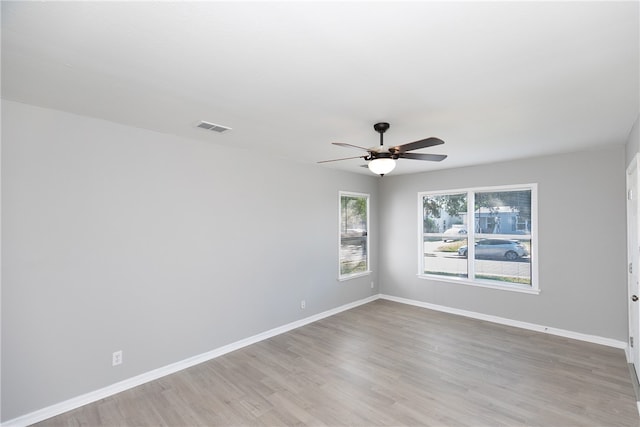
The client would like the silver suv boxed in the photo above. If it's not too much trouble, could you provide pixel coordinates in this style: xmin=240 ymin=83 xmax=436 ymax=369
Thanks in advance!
xmin=458 ymin=239 xmax=528 ymax=260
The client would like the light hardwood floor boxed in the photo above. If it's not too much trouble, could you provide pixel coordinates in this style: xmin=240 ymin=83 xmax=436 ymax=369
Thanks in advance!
xmin=35 ymin=300 xmax=639 ymax=426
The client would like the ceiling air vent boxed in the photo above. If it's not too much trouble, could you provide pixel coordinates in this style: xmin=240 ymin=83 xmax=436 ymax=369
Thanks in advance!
xmin=196 ymin=121 xmax=231 ymax=133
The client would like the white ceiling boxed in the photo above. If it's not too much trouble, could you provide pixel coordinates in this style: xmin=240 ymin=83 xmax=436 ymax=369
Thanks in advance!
xmin=2 ymin=1 xmax=639 ymax=175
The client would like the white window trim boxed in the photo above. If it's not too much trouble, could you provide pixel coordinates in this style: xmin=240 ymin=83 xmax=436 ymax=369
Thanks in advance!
xmin=338 ymin=271 xmax=371 ymax=282
xmin=417 ymin=183 xmax=539 ymax=294
xmin=339 ymin=191 xmax=371 ymax=281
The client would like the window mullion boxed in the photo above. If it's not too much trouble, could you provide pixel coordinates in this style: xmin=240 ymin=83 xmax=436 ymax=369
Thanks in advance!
xmin=467 ymin=191 xmax=476 ymax=280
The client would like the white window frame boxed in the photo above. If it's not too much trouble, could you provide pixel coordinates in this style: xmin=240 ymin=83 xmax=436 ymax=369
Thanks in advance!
xmin=418 ymin=184 xmax=539 ymax=294
xmin=339 ymin=191 xmax=371 ymax=281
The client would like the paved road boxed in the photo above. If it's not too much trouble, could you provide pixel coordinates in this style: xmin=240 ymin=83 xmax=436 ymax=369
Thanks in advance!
xmin=423 ymin=241 xmax=531 ymax=282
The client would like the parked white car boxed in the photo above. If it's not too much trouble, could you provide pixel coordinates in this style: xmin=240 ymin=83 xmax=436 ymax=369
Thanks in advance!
xmin=442 ymin=227 xmax=467 ymax=242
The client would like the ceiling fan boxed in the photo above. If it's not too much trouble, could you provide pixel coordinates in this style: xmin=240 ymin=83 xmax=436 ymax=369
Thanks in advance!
xmin=318 ymin=122 xmax=447 ymax=176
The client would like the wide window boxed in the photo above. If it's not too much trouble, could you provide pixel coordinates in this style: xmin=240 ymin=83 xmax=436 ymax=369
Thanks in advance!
xmin=339 ymin=192 xmax=370 ymax=280
xmin=419 ymin=184 xmax=538 ymax=293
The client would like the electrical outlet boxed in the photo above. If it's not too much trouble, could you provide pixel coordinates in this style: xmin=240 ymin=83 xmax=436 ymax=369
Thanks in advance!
xmin=112 ymin=350 xmax=123 ymax=366
xmin=301 ymin=300 xmax=306 ymax=309
xmin=371 ymin=281 xmax=374 ymax=289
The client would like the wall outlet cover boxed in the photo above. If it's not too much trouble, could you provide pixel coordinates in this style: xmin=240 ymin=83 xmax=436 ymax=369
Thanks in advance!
xmin=112 ymin=350 xmax=123 ymax=366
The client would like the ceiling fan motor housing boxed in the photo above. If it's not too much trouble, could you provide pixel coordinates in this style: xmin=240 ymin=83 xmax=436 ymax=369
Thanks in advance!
xmin=369 ymin=152 xmax=394 ymax=160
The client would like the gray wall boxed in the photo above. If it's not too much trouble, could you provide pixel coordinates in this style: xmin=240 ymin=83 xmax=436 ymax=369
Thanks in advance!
xmin=379 ymin=146 xmax=628 ymax=341
xmin=1 ymin=100 xmax=379 ymax=421
xmin=1 ymin=98 xmax=633 ymax=422
xmin=626 ymin=114 xmax=640 ymax=167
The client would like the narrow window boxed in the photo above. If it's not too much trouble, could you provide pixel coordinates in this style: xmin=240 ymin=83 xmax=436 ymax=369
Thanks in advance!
xmin=339 ymin=192 xmax=370 ymax=280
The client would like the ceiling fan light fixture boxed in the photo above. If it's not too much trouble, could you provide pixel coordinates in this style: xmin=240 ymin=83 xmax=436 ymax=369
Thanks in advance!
xmin=368 ymin=158 xmax=396 ymax=176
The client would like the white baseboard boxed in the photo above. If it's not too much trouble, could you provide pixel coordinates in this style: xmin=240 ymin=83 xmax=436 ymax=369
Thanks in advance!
xmin=4 ymin=292 xmax=629 ymax=426
xmin=1 ymin=294 xmax=379 ymax=427
xmin=379 ymin=294 xmax=628 ymax=350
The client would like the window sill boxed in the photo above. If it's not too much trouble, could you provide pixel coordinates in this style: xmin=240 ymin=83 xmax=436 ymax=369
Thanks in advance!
xmin=339 ymin=271 xmax=372 ymax=282
xmin=417 ymin=273 xmax=540 ymax=295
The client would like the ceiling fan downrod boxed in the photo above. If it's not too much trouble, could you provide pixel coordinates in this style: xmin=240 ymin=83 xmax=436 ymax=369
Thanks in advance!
xmin=373 ymin=122 xmax=390 ymax=147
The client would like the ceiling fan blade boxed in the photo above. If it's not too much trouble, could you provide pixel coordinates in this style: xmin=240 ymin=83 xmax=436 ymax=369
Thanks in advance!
xmin=398 ymin=152 xmax=448 ymax=162
xmin=332 ymin=142 xmax=371 ymax=152
xmin=390 ymin=137 xmax=444 ymax=153
xmin=317 ymin=155 xmax=366 ymax=164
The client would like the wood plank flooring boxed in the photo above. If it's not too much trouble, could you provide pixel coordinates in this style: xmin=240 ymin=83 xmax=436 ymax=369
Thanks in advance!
xmin=35 ymin=300 xmax=639 ymax=426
